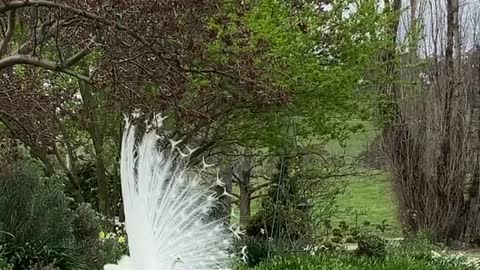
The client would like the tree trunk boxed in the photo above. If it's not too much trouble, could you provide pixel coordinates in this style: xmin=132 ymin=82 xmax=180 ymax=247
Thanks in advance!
xmin=239 ymin=184 xmax=251 ymax=226
xmin=53 ymin=116 xmax=86 ymax=203
xmin=29 ymin=144 xmax=56 ymax=177
xmin=383 ymin=0 xmax=470 ymax=243
xmin=238 ymin=159 xmax=252 ymax=226
xmin=464 ymin=48 xmax=480 ymax=242
xmin=435 ymin=0 xmax=464 ymax=240
xmin=79 ymin=82 xmax=109 ymax=216
xmin=93 ymin=139 xmax=108 ymax=215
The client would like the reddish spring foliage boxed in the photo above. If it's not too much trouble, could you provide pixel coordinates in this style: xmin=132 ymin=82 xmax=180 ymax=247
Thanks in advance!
xmin=0 ymin=0 xmax=289 ymax=151
xmin=0 ymin=67 xmax=59 ymax=149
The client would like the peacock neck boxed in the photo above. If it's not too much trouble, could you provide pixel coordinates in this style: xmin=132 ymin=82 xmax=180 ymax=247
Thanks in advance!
xmin=167 ymin=260 xmax=180 ymax=270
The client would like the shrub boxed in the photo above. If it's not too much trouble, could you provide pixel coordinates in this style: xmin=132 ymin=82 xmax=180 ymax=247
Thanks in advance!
xmin=71 ymin=203 xmax=127 ymax=269
xmin=355 ymin=234 xmax=386 ymax=258
xmin=0 ymin=248 xmax=13 ymax=270
xmin=243 ymin=255 xmax=351 ymax=270
xmin=93 ymin=231 xmax=128 ymax=268
xmin=235 ymin=237 xmax=272 ymax=267
xmin=234 ymin=235 xmax=478 ymax=270
xmin=234 ymin=254 xmax=477 ymax=270
xmin=72 ymin=203 xmax=101 ymax=242
xmin=389 ymin=234 xmax=437 ymax=260
xmin=0 ymin=156 xmax=128 ymax=270
xmin=0 ymin=158 xmax=86 ymax=270
xmin=247 ymin=158 xmax=316 ymax=243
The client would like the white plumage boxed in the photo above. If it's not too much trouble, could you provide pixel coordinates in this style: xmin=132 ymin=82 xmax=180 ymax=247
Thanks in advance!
xmin=104 ymin=116 xmax=232 ymax=270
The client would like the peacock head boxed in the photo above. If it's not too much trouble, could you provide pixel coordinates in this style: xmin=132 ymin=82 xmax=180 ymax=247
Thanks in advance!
xmin=168 ymin=256 xmax=184 ymax=269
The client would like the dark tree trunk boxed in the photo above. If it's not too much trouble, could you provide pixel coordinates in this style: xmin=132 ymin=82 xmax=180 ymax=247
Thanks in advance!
xmin=239 ymin=183 xmax=251 ymax=226
xmin=237 ymin=158 xmax=253 ymax=226
xmin=79 ymin=82 xmax=109 ymax=216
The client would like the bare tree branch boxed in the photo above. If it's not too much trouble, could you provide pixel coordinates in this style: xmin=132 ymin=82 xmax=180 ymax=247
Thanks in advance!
xmin=0 ymin=1 xmax=168 ymax=60
xmin=0 ymin=0 xmax=194 ymax=84
xmin=15 ymin=19 xmax=55 ymax=54
xmin=0 ymin=10 xmax=15 ymax=57
xmin=251 ymin=194 xmax=267 ymax=200
xmin=0 ymin=110 xmax=35 ymax=145
xmin=0 ymin=54 xmax=89 ymax=81
xmin=227 ymin=193 xmax=240 ymax=200
xmin=232 ymin=172 xmax=243 ymax=184
xmin=63 ymin=38 xmax=97 ymax=67
xmin=251 ymin=182 xmax=271 ymax=193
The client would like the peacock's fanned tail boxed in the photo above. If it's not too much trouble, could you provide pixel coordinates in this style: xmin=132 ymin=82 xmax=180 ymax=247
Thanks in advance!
xmin=106 ymin=116 xmax=232 ymax=270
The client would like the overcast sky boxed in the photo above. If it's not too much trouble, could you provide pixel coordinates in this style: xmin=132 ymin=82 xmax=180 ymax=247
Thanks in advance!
xmin=397 ymin=0 xmax=480 ymax=55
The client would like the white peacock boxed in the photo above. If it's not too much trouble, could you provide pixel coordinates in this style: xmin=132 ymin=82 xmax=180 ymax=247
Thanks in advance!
xmin=104 ymin=116 xmax=232 ymax=270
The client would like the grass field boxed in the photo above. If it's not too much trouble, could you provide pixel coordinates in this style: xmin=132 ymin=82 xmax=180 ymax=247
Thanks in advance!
xmin=332 ymin=172 xmax=401 ymax=237
xmin=231 ymin=120 xmax=402 ymax=237
xmin=326 ymin=121 xmax=401 ymax=237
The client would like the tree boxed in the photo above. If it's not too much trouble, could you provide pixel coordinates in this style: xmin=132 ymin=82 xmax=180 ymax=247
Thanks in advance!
xmin=0 ymin=0 xmax=284 ymax=216
xmin=381 ymin=0 xmax=480 ymax=243
xmin=216 ymin=0 xmax=393 ymax=227
xmin=1 ymin=0 xmax=393 ymax=222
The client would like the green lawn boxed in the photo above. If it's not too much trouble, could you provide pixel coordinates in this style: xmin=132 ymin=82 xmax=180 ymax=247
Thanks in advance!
xmin=323 ymin=121 xmax=401 ymax=237
xmin=324 ymin=120 xmax=378 ymax=158
xmin=231 ymin=120 xmax=402 ymax=237
xmin=332 ymin=172 xmax=401 ymax=237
